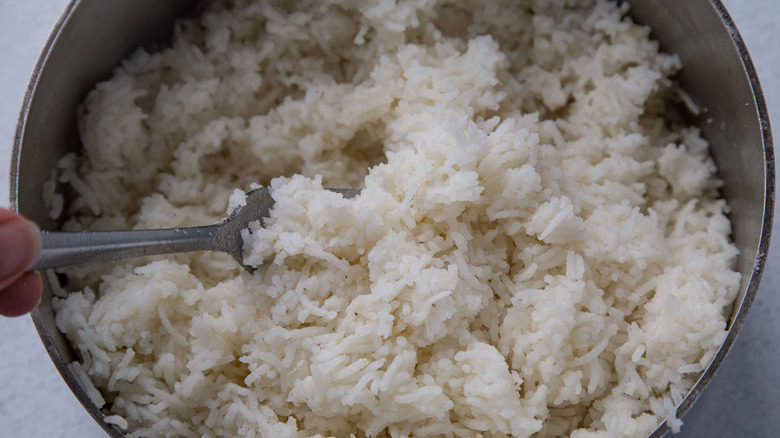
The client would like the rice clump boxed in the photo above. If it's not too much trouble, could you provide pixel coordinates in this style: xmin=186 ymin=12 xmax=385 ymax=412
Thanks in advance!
xmin=53 ymin=0 xmax=741 ymax=436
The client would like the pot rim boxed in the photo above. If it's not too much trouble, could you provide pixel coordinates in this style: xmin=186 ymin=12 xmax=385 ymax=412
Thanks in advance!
xmin=9 ymin=1 xmax=774 ymax=437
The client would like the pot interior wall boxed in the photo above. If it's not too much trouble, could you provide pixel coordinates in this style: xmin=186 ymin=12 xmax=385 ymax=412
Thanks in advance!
xmin=11 ymin=1 xmax=197 ymax=435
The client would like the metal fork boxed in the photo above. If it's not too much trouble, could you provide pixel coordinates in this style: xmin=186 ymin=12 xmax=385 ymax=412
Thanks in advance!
xmin=31 ymin=187 xmax=360 ymax=272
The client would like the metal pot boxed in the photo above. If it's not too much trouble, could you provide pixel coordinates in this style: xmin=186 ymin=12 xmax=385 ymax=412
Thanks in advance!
xmin=9 ymin=1 xmax=774 ymax=436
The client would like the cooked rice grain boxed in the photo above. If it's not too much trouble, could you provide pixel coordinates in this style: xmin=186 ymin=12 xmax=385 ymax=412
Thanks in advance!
xmin=54 ymin=0 xmax=740 ymax=436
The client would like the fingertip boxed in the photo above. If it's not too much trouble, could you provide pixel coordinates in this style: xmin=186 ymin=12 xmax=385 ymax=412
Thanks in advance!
xmin=0 ymin=271 xmax=43 ymax=317
xmin=0 ymin=210 xmax=41 ymax=282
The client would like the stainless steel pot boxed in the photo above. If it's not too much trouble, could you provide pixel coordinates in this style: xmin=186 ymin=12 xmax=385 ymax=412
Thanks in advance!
xmin=9 ymin=1 xmax=774 ymax=436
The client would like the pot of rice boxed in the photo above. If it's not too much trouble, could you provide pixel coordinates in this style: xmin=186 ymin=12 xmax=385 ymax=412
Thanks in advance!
xmin=10 ymin=0 xmax=774 ymax=437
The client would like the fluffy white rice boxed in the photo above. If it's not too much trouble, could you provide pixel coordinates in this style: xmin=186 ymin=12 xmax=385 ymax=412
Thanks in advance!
xmin=53 ymin=0 xmax=741 ymax=436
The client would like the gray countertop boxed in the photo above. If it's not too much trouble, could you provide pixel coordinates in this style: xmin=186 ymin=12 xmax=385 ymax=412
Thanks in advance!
xmin=0 ymin=1 xmax=777 ymax=437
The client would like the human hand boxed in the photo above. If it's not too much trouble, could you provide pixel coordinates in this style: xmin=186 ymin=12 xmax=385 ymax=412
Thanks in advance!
xmin=0 ymin=208 xmax=42 ymax=317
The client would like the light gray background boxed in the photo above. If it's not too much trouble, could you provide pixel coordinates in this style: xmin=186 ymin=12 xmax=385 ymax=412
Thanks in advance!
xmin=0 ymin=1 xmax=777 ymax=437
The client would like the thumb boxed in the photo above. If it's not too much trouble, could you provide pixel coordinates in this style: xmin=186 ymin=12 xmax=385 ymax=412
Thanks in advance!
xmin=0 ymin=208 xmax=41 ymax=290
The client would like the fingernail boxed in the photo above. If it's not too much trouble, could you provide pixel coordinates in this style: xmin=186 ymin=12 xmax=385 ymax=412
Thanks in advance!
xmin=27 ymin=220 xmax=42 ymax=270
xmin=0 ymin=214 xmax=40 ymax=280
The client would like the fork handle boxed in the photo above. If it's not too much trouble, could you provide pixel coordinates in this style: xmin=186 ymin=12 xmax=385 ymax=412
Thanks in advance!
xmin=31 ymin=225 xmax=223 ymax=270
